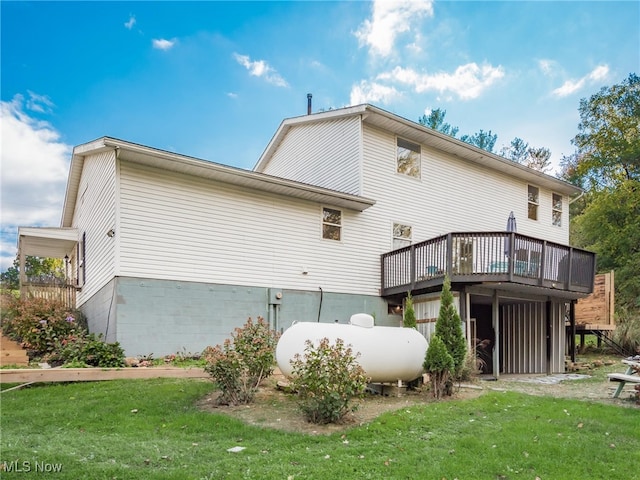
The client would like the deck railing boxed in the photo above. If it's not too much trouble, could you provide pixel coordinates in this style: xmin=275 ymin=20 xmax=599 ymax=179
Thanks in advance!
xmin=381 ymin=232 xmax=596 ymax=297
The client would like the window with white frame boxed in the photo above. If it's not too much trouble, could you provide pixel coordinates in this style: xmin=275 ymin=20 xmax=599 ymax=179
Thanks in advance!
xmin=322 ymin=207 xmax=342 ymax=241
xmin=396 ymin=137 xmax=421 ymax=178
xmin=393 ymin=223 xmax=412 ymax=249
xmin=552 ymin=193 xmax=562 ymax=227
xmin=528 ymin=185 xmax=539 ymax=220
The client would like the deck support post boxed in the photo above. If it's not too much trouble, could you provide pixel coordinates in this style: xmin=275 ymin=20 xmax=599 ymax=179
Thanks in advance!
xmin=492 ymin=290 xmax=500 ymax=378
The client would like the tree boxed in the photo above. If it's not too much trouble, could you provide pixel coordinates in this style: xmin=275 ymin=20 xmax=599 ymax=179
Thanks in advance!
xmin=500 ymin=137 xmax=529 ymax=163
xmin=501 ymin=138 xmax=552 ymax=172
xmin=562 ymin=74 xmax=640 ymax=308
xmin=572 ymin=180 xmax=640 ymax=307
xmin=572 ymin=73 xmax=640 ymax=189
xmin=0 ymin=256 xmax=65 ymax=290
xmin=418 ymin=108 xmax=459 ymax=137
xmin=525 ymin=146 xmax=552 ymax=173
xmin=403 ymin=293 xmax=417 ymax=329
xmin=423 ymin=334 xmax=454 ymax=399
xmin=434 ymin=276 xmax=467 ymax=377
xmin=460 ymin=129 xmax=497 ymax=153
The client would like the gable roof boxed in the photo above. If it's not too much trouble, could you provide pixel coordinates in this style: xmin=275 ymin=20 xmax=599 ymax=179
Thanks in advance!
xmin=61 ymin=137 xmax=376 ymax=227
xmin=254 ymin=103 xmax=582 ymax=197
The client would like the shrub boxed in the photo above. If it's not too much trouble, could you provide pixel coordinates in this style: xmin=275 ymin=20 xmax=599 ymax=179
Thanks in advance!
xmin=423 ymin=334 xmax=454 ymax=399
xmin=290 ymin=337 xmax=369 ymax=424
xmin=1 ymin=296 xmax=85 ymax=359
xmin=403 ymin=293 xmax=417 ymax=329
xmin=203 ymin=317 xmax=279 ymax=405
xmin=56 ymin=333 xmax=125 ymax=367
xmin=613 ymin=307 xmax=640 ymax=356
xmin=1 ymin=296 xmax=124 ymax=367
xmin=435 ymin=276 xmax=467 ymax=378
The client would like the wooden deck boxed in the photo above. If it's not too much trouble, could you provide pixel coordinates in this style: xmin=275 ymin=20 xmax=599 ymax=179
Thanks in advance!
xmin=0 ymin=366 xmax=208 ymax=384
xmin=381 ymin=231 xmax=596 ymax=298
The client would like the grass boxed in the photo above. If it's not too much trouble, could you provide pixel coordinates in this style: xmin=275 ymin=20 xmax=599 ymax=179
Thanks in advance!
xmin=1 ymin=378 xmax=638 ymax=479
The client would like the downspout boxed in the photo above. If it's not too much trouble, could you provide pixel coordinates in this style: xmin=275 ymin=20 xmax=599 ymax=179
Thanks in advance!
xmin=317 ymin=286 xmax=323 ymax=322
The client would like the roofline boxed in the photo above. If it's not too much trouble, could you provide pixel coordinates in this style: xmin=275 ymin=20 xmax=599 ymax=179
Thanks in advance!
xmin=61 ymin=137 xmax=376 ymax=226
xmin=254 ymin=103 xmax=583 ymax=197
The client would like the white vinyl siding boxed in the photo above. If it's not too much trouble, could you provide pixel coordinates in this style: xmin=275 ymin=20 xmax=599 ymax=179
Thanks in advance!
xmin=360 ymin=125 xmax=570 ymax=247
xmin=72 ymin=151 xmax=117 ymax=306
xmin=117 ymin=161 xmax=381 ymax=295
xmin=258 ymin=116 xmax=361 ymax=195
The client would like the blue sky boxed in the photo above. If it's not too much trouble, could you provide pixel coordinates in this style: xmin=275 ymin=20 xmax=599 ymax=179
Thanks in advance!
xmin=1 ymin=0 xmax=639 ymax=270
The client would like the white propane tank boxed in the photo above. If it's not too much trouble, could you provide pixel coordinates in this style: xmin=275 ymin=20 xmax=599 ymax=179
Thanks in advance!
xmin=275 ymin=314 xmax=428 ymax=383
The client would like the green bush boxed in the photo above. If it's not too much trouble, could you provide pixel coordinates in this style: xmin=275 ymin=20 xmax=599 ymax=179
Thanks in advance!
xmin=203 ymin=317 xmax=279 ymax=405
xmin=1 ymin=296 xmax=124 ymax=367
xmin=290 ymin=337 xmax=369 ymax=424
xmin=613 ymin=306 xmax=640 ymax=356
xmin=423 ymin=334 xmax=454 ymax=399
xmin=403 ymin=293 xmax=417 ymax=329
xmin=435 ymin=276 xmax=467 ymax=377
xmin=56 ymin=333 xmax=125 ymax=367
xmin=1 ymin=296 xmax=84 ymax=358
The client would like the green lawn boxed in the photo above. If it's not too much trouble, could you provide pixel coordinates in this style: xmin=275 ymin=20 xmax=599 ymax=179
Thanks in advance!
xmin=1 ymin=378 xmax=638 ymax=479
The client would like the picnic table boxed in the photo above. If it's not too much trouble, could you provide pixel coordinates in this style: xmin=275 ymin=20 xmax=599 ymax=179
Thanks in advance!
xmin=608 ymin=358 xmax=640 ymax=398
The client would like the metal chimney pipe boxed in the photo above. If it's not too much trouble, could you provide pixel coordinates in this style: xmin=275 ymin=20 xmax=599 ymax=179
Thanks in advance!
xmin=307 ymin=93 xmax=312 ymax=115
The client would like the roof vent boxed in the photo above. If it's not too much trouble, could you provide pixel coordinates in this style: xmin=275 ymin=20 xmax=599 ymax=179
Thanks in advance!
xmin=307 ymin=93 xmax=312 ymax=115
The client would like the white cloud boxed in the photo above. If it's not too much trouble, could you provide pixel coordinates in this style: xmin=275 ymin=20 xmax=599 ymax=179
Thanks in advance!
xmin=551 ymin=64 xmax=609 ymax=97
xmin=25 ymin=90 xmax=55 ymax=114
xmin=538 ymin=59 xmax=558 ymax=76
xmin=152 ymin=38 xmax=176 ymax=51
xmin=124 ymin=15 xmax=136 ymax=30
xmin=378 ymin=62 xmax=505 ymax=100
xmin=233 ymin=53 xmax=289 ymax=87
xmin=350 ymin=80 xmax=401 ymax=105
xmin=0 ymin=95 xmax=71 ymax=270
xmin=355 ymin=0 xmax=434 ymax=58
xmin=227 ymin=92 xmax=238 ymax=99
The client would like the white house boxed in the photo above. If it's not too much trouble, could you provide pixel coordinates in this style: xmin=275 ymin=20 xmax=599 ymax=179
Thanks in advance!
xmin=18 ymin=104 xmax=595 ymax=375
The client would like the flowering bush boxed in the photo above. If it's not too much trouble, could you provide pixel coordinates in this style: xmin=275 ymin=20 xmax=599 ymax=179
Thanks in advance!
xmin=290 ymin=337 xmax=369 ymax=424
xmin=203 ymin=317 xmax=279 ymax=405
xmin=1 ymin=296 xmax=124 ymax=367
xmin=1 ymin=296 xmax=84 ymax=358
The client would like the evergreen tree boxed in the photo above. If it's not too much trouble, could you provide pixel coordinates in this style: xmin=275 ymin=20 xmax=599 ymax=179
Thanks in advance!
xmin=434 ymin=276 xmax=467 ymax=376
xmin=423 ymin=334 xmax=454 ymax=399
xmin=403 ymin=293 xmax=417 ymax=329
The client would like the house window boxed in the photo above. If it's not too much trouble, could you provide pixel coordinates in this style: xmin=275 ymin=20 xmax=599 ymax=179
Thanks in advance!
xmin=552 ymin=193 xmax=562 ymax=227
xmin=393 ymin=223 xmax=412 ymax=249
xmin=322 ymin=207 xmax=341 ymax=241
xmin=397 ymin=137 xmax=421 ymax=178
xmin=527 ymin=185 xmax=539 ymax=220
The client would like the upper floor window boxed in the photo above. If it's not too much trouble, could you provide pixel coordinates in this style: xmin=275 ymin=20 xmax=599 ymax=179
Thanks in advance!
xmin=527 ymin=185 xmax=539 ymax=220
xmin=322 ymin=207 xmax=341 ymax=241
xmin=397 ymin=138 xmax=421 ymax=178
xmin=393 ymin=223 xmax=412 ymax=249
xmin=552 ymin=193 xmax=562 ymax=227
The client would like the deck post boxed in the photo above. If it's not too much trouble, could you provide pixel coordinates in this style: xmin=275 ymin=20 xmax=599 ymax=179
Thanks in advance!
xmin=570 ymin=300 xmax=576 ymax=363
xmin=545 ymin=300 xmax=552 ymax=374
xmin=492 ymin=290 xmax=500 ymax=379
